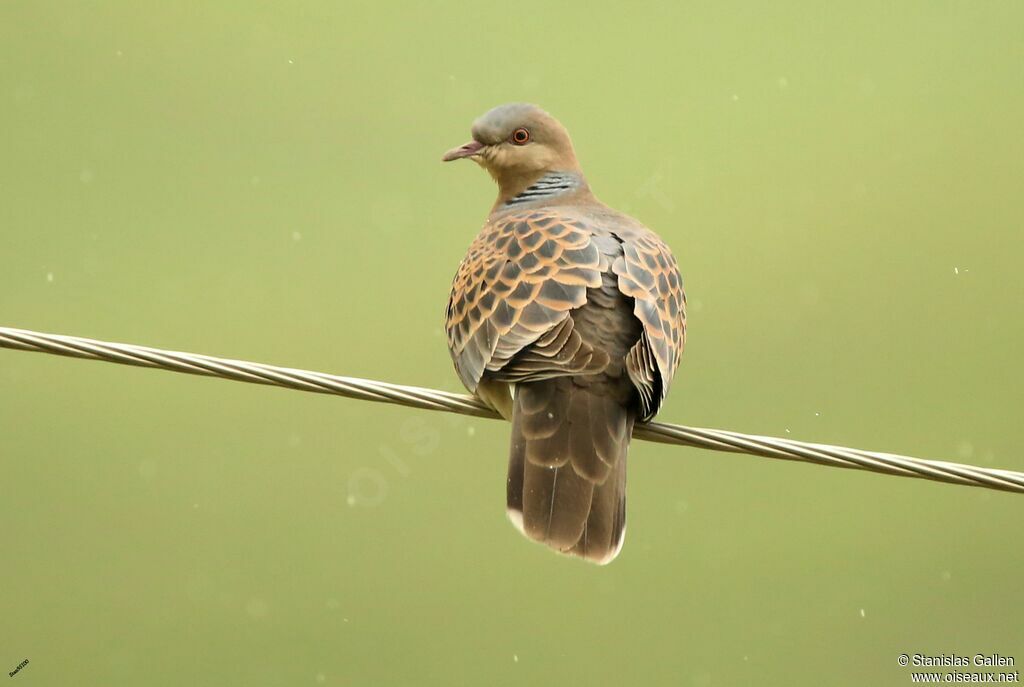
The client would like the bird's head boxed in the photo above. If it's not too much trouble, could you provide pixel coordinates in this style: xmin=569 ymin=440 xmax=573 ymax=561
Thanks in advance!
xmin=442 ymin=103 xmax=582 ymax=197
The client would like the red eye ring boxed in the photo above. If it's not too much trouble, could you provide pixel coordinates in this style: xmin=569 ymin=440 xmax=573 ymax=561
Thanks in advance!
xmin=511 ymin=128 xmax=530 ymax=145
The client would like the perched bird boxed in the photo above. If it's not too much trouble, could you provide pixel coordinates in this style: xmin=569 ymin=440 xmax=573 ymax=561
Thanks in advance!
xmin=442 ymin=103 xmax=686 ymax=564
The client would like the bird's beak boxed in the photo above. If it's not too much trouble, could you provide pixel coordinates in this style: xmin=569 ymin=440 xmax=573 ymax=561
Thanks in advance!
xmin=442 ymin=139 xmax=485 ymax=162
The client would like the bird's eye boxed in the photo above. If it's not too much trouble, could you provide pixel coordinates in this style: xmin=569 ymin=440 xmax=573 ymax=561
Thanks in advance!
xmin=511 ymin=128 xmax=530 ymax=145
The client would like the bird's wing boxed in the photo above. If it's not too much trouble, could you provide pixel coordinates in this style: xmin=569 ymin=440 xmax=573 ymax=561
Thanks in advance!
xmin=612 ymin=228 xmax=686 ymax=420
xmin=445 ymin=208 xmax=611 ymax=392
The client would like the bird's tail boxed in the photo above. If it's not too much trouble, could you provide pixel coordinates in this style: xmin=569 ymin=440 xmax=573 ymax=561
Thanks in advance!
xmin=506 ymin=377 xmax=633 ymax=564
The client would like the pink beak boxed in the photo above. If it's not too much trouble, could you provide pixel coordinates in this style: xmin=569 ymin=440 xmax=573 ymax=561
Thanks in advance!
xmin=442 ymin=139 xmax=485 ymax=162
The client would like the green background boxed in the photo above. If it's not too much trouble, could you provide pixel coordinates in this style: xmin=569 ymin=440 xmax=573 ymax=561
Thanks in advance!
xmin=2 ymin=2 xmax=1022 ymax=685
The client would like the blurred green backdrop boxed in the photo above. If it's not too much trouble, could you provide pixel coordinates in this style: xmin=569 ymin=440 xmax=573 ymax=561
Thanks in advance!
xmin=2 ymin=2 xmax=1022 ymax=685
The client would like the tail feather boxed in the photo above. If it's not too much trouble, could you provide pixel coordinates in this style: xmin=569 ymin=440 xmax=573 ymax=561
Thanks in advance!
xmin=522 ymin=463 xmax=594 ymax=549
xmin=506 ymin=377 xmax=634 ymax=564
xmin=569 ymin=456 xmax=626 ymax=562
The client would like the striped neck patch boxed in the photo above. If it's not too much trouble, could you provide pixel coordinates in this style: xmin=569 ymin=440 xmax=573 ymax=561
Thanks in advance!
xmin=505 ymin=172 xmax=581 ymax=206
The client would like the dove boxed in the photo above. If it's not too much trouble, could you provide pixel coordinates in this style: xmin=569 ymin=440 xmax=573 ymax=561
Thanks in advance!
xmin=442 ymin=103 xmax=686 ymax=564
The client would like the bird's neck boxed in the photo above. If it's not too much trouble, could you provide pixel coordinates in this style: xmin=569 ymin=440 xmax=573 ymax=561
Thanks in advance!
xmin=492 ymin=170 xmax=589 ymax=212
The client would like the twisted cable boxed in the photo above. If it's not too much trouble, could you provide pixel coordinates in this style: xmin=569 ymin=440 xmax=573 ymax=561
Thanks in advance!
xmin=2 ymin=326 xmax=1022 ymax=495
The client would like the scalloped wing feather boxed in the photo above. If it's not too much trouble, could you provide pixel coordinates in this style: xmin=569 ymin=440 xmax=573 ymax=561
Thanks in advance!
xmin=613 ymin=230 xmax=686 ymax=420
xmin=445 ymin=210 xmax=606 ymax=392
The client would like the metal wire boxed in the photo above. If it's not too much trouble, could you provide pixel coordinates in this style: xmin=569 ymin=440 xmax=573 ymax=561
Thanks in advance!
xmin=2 ymin=325 xmax=1022 ymax=495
